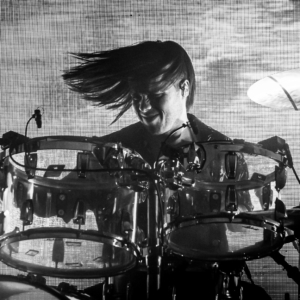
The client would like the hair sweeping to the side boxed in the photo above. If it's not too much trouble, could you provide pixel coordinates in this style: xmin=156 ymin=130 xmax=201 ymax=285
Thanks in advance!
xmin=63 ymin=40 xmax=195 ymax=123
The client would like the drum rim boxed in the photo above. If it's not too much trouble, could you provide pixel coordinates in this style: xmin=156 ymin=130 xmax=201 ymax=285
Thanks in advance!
xmin=165 ymin=211 xmax=281 ymax=230
xmin=8 ymin=162 xmax=118 ymax=189
xmin=0 ymin=228 xmax=139 ymax=278
xmin=159 ymin=139 xmax=287 ymax=191
xmin=198 ymin=140 xmax=285 ymax=164
xmin=165 ymin=213 xmax=285 ymax=261
xmin=4 ymin=135 xmax=150 ymax=183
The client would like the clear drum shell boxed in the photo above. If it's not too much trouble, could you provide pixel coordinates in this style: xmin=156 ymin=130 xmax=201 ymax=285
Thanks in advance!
xmin=0 ymin=136 xmax=150 ymax=278
xmin=160 ymin=140 xmax=288 ymax=261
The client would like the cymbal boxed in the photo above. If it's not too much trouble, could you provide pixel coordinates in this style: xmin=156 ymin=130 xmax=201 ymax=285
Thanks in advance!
xmin=247 ymin=68 xmax=300 ymax=110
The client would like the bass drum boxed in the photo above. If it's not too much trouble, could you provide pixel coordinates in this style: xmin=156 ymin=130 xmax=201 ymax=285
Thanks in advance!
xmin=0 ymin=275 xmax=96 ymax=300
xmin=0 ymin=136 xmax=150 ymax=278
xmin=159 ymin=139 xmax=288 ymax=261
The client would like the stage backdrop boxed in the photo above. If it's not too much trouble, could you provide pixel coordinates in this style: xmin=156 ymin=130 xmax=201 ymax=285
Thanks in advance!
xmin=1 ymin=0 xmax=300 ymax=299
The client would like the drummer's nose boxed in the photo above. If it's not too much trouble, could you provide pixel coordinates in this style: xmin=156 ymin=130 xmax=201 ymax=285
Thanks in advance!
xmin=138 ymin=94 xmax=152 ymax=113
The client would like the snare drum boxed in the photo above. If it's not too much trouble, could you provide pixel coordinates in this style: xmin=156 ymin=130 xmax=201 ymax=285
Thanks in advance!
xmin=0 ymin=275 xmax=95 ymax=299
xmin=0 ymin=136 xmax=150 ymax=278
xmin=159 ymin=140 xmax=288 ymax=261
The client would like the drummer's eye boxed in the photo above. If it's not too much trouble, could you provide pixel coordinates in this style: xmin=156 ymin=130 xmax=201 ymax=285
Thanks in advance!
xmin=131 ymin=93 xmax=143 ymax=102
xmin=131 ymin=93 xmax=164 ymax=104
xmin=151 ymin=93 xmax=164 ymax=100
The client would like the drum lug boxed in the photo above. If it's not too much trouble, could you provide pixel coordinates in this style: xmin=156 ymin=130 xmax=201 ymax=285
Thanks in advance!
xmin=24 ymin=153 xmax=37 ymax=179
xmin=225 ymin=151 xmax=237 ymax=179
xmin=77 ymin=152 xmax=90 ymax=178
xmin=20 ymin=199 xmax=34 ymax=228
xmin=225 ymin=185 xmax=238 ymax=212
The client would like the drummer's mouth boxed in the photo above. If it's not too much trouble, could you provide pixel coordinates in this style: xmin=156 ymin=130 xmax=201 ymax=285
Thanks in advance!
xmin=140 ymin=113 xmax=159 ymax=122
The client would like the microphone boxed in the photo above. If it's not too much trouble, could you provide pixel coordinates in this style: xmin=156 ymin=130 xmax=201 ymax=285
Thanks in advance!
xmin=34 ymin=109 xmax=42 ymax=128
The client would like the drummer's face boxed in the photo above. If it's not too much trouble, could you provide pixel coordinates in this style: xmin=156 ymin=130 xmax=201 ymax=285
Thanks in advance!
xmin=132 ymin=79 xmax=189 ymax=136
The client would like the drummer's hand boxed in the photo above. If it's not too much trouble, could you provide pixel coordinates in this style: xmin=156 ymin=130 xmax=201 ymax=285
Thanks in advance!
xmin=1 ymin=131 xmax=28 ymax=148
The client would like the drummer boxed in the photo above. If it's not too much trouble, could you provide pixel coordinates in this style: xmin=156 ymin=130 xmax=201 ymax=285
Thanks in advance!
xmin=63 ymin=41 xmax=271 ymax=300
xmin=63 ymin=41 xmax=231 ymax=165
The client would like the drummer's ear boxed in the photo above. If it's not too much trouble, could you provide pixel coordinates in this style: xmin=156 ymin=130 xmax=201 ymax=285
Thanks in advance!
xmin=179 ymin=79 xmax=190 ymax=99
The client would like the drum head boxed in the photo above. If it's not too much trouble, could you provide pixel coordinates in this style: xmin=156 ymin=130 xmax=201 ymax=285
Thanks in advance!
xmin=0 ymin=137 xmax=149 ymax=277
xmin=166 ymin=214 xmax=284 ymax=261
xmin=0 ymin=228 xmax=137 ymax=278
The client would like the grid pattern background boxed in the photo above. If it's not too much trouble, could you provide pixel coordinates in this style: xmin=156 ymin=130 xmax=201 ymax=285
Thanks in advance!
xmin=1 ymin=0 xmax=300 ymax=299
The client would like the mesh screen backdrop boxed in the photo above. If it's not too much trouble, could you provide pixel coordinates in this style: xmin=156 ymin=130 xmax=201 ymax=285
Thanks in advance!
xmin=1 ymin=0 xmax=300 ymax=299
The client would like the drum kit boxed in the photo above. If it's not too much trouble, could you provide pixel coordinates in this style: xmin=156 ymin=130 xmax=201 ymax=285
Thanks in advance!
xmin=0 ymin=69 xmax=299 ymax=299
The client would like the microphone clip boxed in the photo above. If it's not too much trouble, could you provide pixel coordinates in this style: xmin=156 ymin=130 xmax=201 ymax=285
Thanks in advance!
xmin=33 ymin=109 xmax=42 ymax=129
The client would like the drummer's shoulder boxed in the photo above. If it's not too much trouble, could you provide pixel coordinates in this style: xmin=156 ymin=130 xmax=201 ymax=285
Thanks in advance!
xmin=188 ymin=113 xmax=231 ymax=142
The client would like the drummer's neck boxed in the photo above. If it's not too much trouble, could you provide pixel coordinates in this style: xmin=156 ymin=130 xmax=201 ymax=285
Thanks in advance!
xmin=144 ymin=125 xmax=196 ymax=166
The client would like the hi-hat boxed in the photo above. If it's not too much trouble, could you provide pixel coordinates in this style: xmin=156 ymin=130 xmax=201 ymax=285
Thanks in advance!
xmin=247 ymin=68 xmax=300 ymax=110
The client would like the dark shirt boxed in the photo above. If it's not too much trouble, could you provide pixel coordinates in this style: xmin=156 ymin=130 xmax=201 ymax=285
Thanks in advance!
xmin=97 ymin=113 xmax=230 ymax=166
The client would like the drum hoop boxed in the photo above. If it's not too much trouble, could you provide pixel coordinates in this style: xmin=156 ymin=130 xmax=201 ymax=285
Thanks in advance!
xmin=165 ymin=212 xmax=285 ymax=261
xmin=3 ymin=136 xmax=107 ymax=156
xmin=165 ymin=212 xmax=282 ymax=232
xmin=167 ymin=236 xmax=284 ymax=261
xmin=9 ymin=162 xmax=118 ymax=189
xmin=189 ymin=173 xmax=275 ymax=191
xmin=0 ymin=227 xmax=139 ymax=278
xmin=2 ymin=135 xmax=150 ymax=177
xmin=199 ymin=141 xmax=285 ymax=164
xmin=0 ymin=274 xmax=69 ymax=300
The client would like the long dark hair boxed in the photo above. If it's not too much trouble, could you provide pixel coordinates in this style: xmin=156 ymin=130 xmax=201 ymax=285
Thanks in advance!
xmin=63 ymin=40 xmax=195 ymax=123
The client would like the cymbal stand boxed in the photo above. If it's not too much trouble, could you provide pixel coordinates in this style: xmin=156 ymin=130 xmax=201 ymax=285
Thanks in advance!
xmin=146 ymin=177 xmax=162 ymax=300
